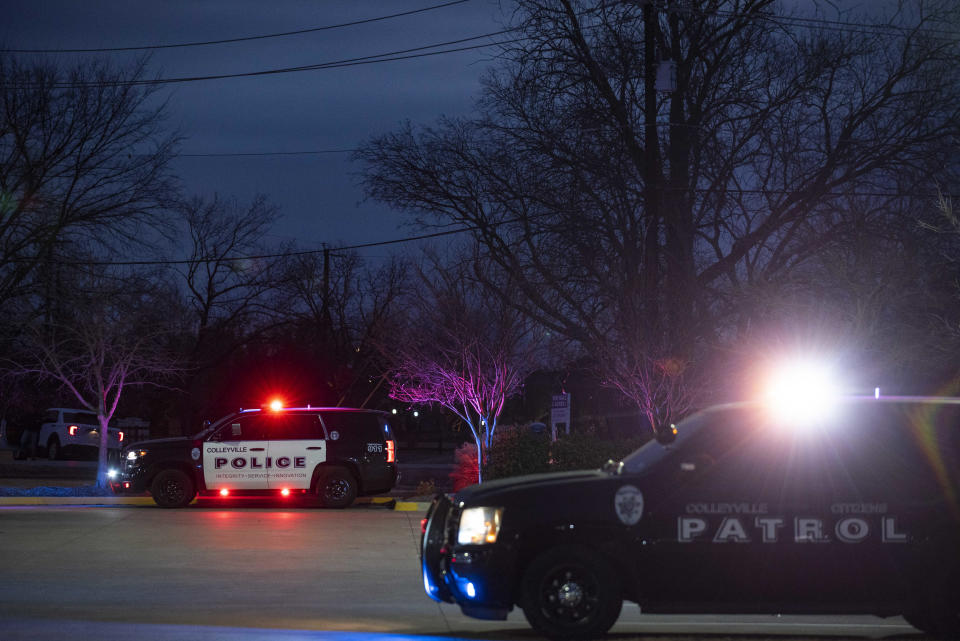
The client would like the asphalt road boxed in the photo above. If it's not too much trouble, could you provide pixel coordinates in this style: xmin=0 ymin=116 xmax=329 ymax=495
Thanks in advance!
xmin=0 ymin=504 xmax=921 ymax=641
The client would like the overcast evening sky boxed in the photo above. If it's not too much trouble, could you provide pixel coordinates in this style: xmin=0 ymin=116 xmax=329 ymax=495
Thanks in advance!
xmin=1 ymin=1 xmax=505 ymax=258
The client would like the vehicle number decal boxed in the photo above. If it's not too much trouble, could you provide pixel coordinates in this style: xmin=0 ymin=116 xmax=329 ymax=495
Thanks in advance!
xmin=615 ymin=485 xmax=644 ymax=525
xmin=367 ymin=443 xmax=383 ymax=453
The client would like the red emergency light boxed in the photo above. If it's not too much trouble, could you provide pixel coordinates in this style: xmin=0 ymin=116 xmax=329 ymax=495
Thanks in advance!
xmin=386 ymin=439 xmax=396 ymax=463
xmin=280 ymin=488 xmax=290 ymax=497
xmin=219 ymin=488 xmax=230 ymax=497
xmin=68 ymin=425 xmax=78 ymax=436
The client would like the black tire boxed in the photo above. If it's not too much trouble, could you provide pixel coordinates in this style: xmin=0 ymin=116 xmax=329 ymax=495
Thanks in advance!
xmin=47 ymin=437 xmax=61 ymax=461
xmin=521 ymin=546 xmax=622 ymax=639
xmin=150 ymin=469 xmax=196 ymax=508
xmin=316 ymin=466 xmax=357 ymax=508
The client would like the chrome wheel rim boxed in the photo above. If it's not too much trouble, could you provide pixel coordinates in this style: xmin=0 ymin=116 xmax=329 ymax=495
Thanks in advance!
xmin=538 ymin=564 xmax=601 ymax=626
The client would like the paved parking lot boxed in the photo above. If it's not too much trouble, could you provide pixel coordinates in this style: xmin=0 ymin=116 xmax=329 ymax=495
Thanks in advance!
xmin=0 ymin=504 xmax=919 ymax=641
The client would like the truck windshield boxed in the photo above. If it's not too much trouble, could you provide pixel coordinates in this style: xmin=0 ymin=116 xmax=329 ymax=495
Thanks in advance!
xmin=620 ymin=404 xmax=747 ymax=474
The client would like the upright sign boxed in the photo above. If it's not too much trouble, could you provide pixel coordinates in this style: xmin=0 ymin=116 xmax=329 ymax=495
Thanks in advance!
xmin=550 ymin=393 xmax=571 ymax=441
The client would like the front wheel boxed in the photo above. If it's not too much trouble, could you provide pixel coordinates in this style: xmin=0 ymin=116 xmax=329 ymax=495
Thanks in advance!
xmin=150 ymin=469 xmax=195 ymax=508
xmin=316 ymin=467 xmax=357 ymax=508
xmin=521 ymin=546 xmax=622 ymax=639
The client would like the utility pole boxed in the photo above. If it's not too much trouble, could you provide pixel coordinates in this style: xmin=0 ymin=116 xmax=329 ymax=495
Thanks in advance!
xmin=321 ymin=244 xmax=333 ymax=332
xmin=643 ymin=0 xmax=662 ymax=334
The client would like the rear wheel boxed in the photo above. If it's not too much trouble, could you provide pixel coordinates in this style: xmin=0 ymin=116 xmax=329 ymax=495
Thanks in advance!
xmin=316 ymin=467 xmax=357 ymax=508
xmin=521 ymin=546 xmax=622 ymax=639
xmin=150 ymin=469 xmax=195 ymax=508
xmin=47 ymin=437 xmax=61 ymax=460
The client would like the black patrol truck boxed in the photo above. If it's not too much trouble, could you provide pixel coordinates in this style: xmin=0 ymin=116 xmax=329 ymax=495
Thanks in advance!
xmin=421 ymin=396 xmax=960 ymax=638
xmin=115 ymin=406 xmax=398 ymax=508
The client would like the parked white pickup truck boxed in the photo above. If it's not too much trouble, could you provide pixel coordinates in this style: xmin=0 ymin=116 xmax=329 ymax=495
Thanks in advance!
xmin=38 ymin=408 xmax=124 ymax=461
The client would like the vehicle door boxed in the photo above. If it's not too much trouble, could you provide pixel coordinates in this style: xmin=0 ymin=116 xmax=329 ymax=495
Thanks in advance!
xmin=320 ymin=411 xmax=395 ymax=491
xmin=787 ymin=403 xmax=959 ymax=607
xmin=202 ymin=413 xmax=272 ymax=490
xmin=637 ymin=411 xmax=787 ymax=607
xmin=266 ymin=412 xmax=326 ymax=490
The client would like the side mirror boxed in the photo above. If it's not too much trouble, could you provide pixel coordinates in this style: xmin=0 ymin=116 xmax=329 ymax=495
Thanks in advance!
xmin=655 ymin=423 xmax=678 ymax=445
xmin=602 ymin=459 xmax=623 ymax=475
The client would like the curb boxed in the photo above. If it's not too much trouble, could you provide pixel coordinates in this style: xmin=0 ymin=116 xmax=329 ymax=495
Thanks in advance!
xmin=0 ymin=496 xmax=156 ymax=506
xmin=0 ymin=495 xmax=433 ymax=510
xmin=393 ymin=500 xmax=432 ymax=512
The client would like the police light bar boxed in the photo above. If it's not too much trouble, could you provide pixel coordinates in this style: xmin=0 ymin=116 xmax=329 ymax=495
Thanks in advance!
xmin=763 ymin=359 xmax=841 ymax=425
xmin=267 ymin=399 xmax=284 ymax=412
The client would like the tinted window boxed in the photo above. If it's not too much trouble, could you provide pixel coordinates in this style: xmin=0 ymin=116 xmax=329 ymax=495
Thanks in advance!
xmin=266 ymin=413 xmax=324 ymax=440
xmin=64 ymin=412 xmax=97 ymax=425
xmin=210 ymin=414 xmax=271 ymax=441
xmin=674 ymin=418 xmax=790 ymax=502
xmin=44 ymin=410 xmax=59 ymax=423
xmin=822 ymin=402 xmax=960 ymax=503
xmin=320 ymin=411 xmax=386 ymax=443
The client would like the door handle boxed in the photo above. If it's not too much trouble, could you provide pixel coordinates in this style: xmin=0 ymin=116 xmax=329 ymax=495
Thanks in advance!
xmin=306 ymin=446 xmax=323 ymax=450
xmin=250 ymin=447 xmax=266 ymax=452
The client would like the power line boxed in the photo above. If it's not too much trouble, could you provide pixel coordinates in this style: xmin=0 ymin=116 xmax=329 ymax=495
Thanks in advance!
xmin=3 ymin=4 xmax=943 ymax=91
xmin=0 ymin=0 xmax=473 ymax=54
xmin=19 ymin=187 xmax=954 ymax=267
xmin=177 ymin=149 xmax=355 ymax=158
xmin=2 ymin=29 xmax=520 ymax=89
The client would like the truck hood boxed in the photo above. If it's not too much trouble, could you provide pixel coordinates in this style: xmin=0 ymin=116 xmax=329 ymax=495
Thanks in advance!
xmin=455 ymin=469 xmax=607 ymax=504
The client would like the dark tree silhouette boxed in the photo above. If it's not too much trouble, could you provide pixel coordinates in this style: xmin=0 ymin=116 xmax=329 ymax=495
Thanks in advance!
xmin=358 ymin=0 xmax=960 ymax=427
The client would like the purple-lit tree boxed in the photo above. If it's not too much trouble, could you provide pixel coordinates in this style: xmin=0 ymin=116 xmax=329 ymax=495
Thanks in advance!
xmin=385 ymin=255 xmax=541 ymax=482
xmin=5 ymin=271 xmax=184 ymax=488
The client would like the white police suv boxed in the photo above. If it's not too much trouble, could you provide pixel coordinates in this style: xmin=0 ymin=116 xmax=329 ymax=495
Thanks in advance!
xmin=115 ymin=405 xmax=398 ymax=508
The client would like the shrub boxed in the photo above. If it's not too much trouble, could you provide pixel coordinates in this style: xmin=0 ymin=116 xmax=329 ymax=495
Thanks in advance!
xmin=486 ymin=426 xmax=551 ymax=480
xmin=448 ymin=427 xmax=654 ymax=490
xmin=550 ymin=432 xmax=651 ymax=472
xmin=415 ymin=479 xmax=437 ymax=496
xmin=449 ymin=442 xmax=480 ymax=491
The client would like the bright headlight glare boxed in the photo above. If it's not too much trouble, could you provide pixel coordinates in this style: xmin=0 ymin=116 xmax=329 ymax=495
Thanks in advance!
xmin=457 ymin=507 xmax=503 ymax=545
xmin=126 ymin=449 xmax=146 ymax=461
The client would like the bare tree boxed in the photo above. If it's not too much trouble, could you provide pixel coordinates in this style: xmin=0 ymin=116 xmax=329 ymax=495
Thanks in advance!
xmin=0 ymin=54 xmax=178 ymax=311
xmin=383 ymin=255 xmax=542 ymax=481
xmin=358 ymin=0 xmax=960 ymax=427
xmin=5 ymin=271 xmax=183 ymax=487
xmin=173 ymin=194 xmax=291 ymax=424
xmin=281 ymin=250 xmax=409 ymax=406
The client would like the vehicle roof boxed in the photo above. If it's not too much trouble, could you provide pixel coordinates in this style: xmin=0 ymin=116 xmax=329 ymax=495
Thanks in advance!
xmin=233 ymin=407 xmax=388 ymax=414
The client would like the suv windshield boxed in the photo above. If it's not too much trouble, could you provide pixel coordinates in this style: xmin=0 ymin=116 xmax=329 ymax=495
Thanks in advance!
xmin=621 ymin=403 xmax=749 ymax=474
